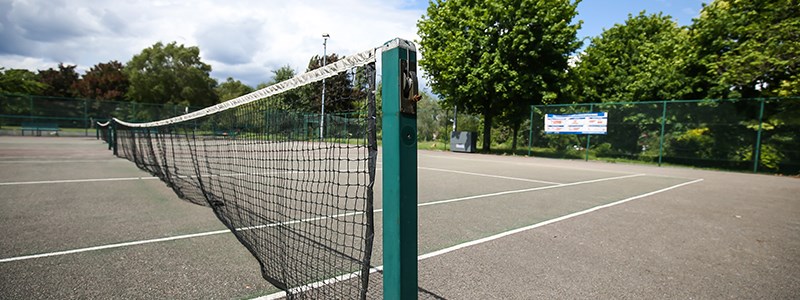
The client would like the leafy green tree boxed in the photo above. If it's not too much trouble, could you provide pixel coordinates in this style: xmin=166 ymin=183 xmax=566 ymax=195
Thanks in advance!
xmin=124 ymin=42 xmax=219 ymax=107
xmin=417 ymin=91 xmax=449 ymax=141
xmin=690 ymin=0 xmax=800 ymax=98
xmin=418 ymin=0 xmax=582 ymax=151
xmin=74 ymin=61 xmax=128 ymax=100
xmin=37 ymin=63 xmax=80 ymax=97
xmin=215 ymin=77 xmax=253 ymax=101
xmin=0 ymin=68 xmax=46 ymax=94
xmin=304 ymin=54 xmax=363 ymax=113
xmin=258 ymin=65 xmax=304 ymax=110
xmin=573 ymin=12 xmax=692 ymax=103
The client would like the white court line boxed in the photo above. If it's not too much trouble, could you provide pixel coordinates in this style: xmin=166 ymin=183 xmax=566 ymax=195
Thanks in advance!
xmin=419 ymin=166 xmax=562 ymax=185
xmin=416 ymin=173 xmax=644 ymax=208
xmin=0 ymin=170 xmax=360 ymax=186
xmin=0 ymin=173 xmax=643 ymax=263
xmin=255 ymin=177 xmax=705 ymax=300
xmin=0 ymin=210 xmax=364 ymax=264
xmin=0 ymin=176 xmax=161 ymax=186
xmin=0 ymin=159 xmax=123 ymax=164
xmin=420 ymin=154 xmax=636 ymax=175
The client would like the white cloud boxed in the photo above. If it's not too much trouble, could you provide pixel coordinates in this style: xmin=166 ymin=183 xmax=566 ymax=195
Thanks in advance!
xmin=0 ymin=0 xmax=424 ymax=87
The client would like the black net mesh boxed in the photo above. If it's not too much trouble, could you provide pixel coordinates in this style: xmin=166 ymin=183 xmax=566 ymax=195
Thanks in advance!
xmin=112 ymin=60 xmax=377 ymax=299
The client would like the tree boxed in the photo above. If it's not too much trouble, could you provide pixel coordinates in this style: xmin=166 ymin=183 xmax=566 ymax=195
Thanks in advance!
xmin=0 ymin=68 xmax=46 ymax=94
xmin=304 ymin=54 xmax=363 ymax=113
xmin=573 ymin=12 xmax=692 ymax=103
xmin=690 ymin=0 xmax=800 ymax=98
xmin=215 ymin=77 xmax=253 ymax=101
xmin=37 ymin=63 xmax=80 ymax=97
xmin=258 ymin=65 xmax=304 ymax=110
xmin=124 ymin=42 xmax=219 ymax=107
xmin=74 ymin=61 xmax=129 ymax=101
xmin=418 ymin=0 xmax=582 ymax=151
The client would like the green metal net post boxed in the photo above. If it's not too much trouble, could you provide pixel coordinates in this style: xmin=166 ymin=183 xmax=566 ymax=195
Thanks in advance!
xmin=111 ymin=120 xmax=118 ymax=155
xmin=381 ymin=38 xmax=419 ymax=300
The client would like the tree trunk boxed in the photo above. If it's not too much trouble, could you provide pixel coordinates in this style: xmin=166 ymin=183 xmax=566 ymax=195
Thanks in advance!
xmin=482 ymin=107 xmax=492 ymax=152
xmin=511 ymin=118 xmax=520 ymax=151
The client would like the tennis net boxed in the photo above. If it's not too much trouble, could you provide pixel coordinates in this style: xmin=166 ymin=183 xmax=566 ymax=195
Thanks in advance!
xmin=96 ymin=121 xmax=111 ymax=144
xmin=110 ymin=49 xmax=378 ymax=299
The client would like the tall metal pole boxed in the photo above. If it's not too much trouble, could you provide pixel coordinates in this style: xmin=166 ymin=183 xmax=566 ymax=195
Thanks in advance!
xmin=382 ymin=38 xmax=419 ymax=300
xmin=320 ymin=33 xmax=329 ymax=140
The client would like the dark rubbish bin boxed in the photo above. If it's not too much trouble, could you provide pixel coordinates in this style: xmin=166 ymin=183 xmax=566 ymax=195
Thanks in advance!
xmin=450 ymin=131 xmax=477 ymax=153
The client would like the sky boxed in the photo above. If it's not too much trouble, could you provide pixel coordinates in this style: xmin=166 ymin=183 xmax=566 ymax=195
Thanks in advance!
xmin=0 ymin=0 xmax=706 ymax=88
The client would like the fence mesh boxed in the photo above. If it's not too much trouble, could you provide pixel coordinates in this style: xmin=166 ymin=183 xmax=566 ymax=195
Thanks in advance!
xmin=530 ymin=98 xmax=800 ymax=174
xmin=0 ymin=94 xmax=201 ymax=135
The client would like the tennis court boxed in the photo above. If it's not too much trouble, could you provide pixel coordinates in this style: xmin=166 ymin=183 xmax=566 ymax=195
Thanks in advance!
xmin=1 ymin=136 xmax=797 ymax=299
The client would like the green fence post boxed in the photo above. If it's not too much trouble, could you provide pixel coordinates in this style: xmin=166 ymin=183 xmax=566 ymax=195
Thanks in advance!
xmin=658 ymin=100 xmax=668 ymax=167
xmin=84 ymin=99 xmax=89 ymax=136
xmin=528 ymin=105 xmax=534 ymax=156
xmin=585 ymin=104 xmax=593 ymax=161
xmin=382 ymin=38 xmax=419 ymax=300
xmin=753 ymin=98 xmax=766 ymax=173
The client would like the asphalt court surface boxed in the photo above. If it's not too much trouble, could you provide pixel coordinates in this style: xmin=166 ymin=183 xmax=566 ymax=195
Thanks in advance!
xmin=1 ymin=136 xmax=798 ymax=299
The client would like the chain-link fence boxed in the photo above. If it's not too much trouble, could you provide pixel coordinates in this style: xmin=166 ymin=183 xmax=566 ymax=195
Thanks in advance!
xmin=0 ymin=94 xmax=201 ymax=136
xmin=528 ymin=98 xmax=800 ymax=174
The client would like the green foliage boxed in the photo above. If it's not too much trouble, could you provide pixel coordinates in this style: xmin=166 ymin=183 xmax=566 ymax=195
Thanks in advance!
xmin=258 ymin=65 xmax=304 ymax=111
xmin=690 ymin=0 xmax=800 ymax=98
xmin=735 ymin=143 xmax=784 ymax=171
xmin=303 ymin=54 xmax=364 ymax=113
xmin=669 ymin=127 xmax=714 ymax=159
xmin=0 ymin=68 xmax=46 ymax=94
xmin=37 ymin=63 xmax=80 ymax=98
xmin=73 ymin=61 xmax=128 ymax=101
xmin=416 ymin=92 xmax=448 ymax=141
xmin=124 ymin=42 xmax=219 ymax=107
xmin=215 ymin=77 xmax=254 ymax=101
xmin=418 ymin=0 xmax=582 ymax=151
xmin=573 ymin=12 xmax=692 ymax=102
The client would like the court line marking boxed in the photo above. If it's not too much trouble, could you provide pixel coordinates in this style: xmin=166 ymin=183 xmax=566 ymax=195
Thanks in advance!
xmin=417 ymin=173 xmax=643 ymax=208
xmin=0 ymin=173 xmax=644 ymax=263
xmin=256 ymin=177 xmax=705 ymax=299
xmin=0 ymin=176 xmax=161 ymax=186
xmin=0 ymin=165 xmax=562 ymax=186
xmin=419 ymin=167 xmax=562 ymax=185
xmin=0 ymin=159 xmax=123 ymax=164
xmin=420 ymin=153 xmax=636 ymax=175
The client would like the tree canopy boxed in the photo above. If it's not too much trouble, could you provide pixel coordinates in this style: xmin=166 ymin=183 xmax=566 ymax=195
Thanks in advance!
xmin=573 ymin=12 xmax=692 ymax=103
xmin=0 ymin=68 xmax=46 ymax=95
xmin=73 ymin=61 xmax=129 ymax=101
xmin=37 ymin=63 xmax=80 ymax=98
xmin=124 ymin=42 xmax=219 ymax=107
xmin=418 ymin=0 xmax=582 ymax=151
xmin=215 ymin=77 xmax=254 ymax=102
xmin=689 ymin=0 xmax=800 ymax=98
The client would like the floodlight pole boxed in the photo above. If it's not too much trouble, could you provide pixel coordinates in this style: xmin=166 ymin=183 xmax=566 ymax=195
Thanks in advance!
xmin=320 ymin=33 xmax=330 ymax=140
xmin=382 ymin=38 xmax=419 ymax=300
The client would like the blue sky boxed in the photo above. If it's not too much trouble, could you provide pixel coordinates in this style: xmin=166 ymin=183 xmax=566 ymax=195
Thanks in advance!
xmin=576 ymin=0 xmax=705 ymax=41
xmin=0 ymin=0 xmax=708 ymax=87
